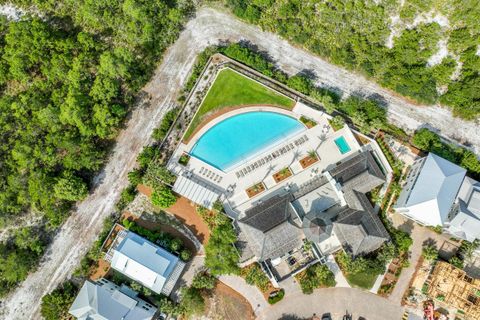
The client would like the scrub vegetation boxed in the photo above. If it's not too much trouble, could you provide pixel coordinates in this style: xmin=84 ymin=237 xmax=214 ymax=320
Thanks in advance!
xmin=184 ymin=68 xmax=294 ymax=140
xmin=224 ymin=0 xmax=480 ymax=119
xmin=0 ymin=0 xmax=192 ymax=297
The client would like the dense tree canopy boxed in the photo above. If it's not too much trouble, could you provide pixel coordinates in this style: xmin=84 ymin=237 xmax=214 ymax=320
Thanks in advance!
xmin=225 ymin=0 xmax=480 ymax=119
xmin=0 ymin=0 xmax=191 ymax=227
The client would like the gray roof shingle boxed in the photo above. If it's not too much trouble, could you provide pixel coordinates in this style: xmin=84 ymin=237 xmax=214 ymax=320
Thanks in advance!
xmin=239 ymin=194 xmax=303 ymax=261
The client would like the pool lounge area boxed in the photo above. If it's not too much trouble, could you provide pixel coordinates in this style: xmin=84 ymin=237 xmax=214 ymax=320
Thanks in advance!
xmin=167 ymin=104 xmax=367 ymax=213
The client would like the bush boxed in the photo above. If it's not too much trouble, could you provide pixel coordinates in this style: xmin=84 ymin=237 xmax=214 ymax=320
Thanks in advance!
xmin=137 ymin=146 xmax=160 ymax=169
xmin=449 ymin=256 xmax=464 ymax=269
xmin=192 ymin=271 xmax=217 ymax=290
xmin=127 ymin=169 xmax=143 ymax=186
xmin=329 ymin=115 xmax=345 ymax=131
xmin=242 ymin=263 xmax=271 ymax=292
xmin=180 ymin=249 xmax=192 ymax=262
xmin=422 ymin=245 xmax=439 ymax=261
xmin=152 ymin=108 xmax=179 ymax=141
xmin=296 ymin=263 xmax=336 ymax=294
xmin=268 ymin=289 xmax=285 ymax=304
xmin=151 ymin=185 xmax=177 ymax=208
xmin=41 ymin=281 xmax=78 ymax=320
xmin=116 ymin=185 xmax=137 ymax=210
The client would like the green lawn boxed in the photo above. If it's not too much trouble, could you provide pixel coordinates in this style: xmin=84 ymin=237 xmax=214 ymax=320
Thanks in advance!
xmin=346 ymin=270 xmax=379 ymax=290
xmin=183 ymin=68 xmax=295 ymax=141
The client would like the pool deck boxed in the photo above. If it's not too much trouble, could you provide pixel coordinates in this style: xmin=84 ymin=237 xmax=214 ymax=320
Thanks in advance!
xmin=168 ymin=102 xmax=371 ymax=218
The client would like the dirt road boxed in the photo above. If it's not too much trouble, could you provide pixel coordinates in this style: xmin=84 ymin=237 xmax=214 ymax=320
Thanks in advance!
xmin=2 ymin=6 xmax=479 ymax=320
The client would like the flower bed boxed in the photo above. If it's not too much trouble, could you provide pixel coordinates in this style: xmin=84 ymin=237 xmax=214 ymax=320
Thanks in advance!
xmin=246 ymin=182 xmax=266 ymax=198
xmin=299 ymin=115 xmax=317 ymax=128
xmin=272 ymin=167 xmax=292 ymax=183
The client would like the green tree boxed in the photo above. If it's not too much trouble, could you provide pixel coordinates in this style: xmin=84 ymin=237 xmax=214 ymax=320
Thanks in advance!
xmin=205 ymin=219 xmax=240 ymax=276
xmin=449 ymin=256 xmax=464 ymax=269
xmin=143 ymin=164 xmax=176 ymax=188
xmin=41 ymin=281 xmax=78 ymax=320
xmin=422 ymin=245 xmax=438 ymax=261
xmin=192 ymin=271 xmax=217 ymax=290
xmin=14 ymin=227 xmax=45 ymax=255
xmin=151 ymin=185 xmax=177 ymax=208
xmin=179 ymin=287 xmax=205 ymax=317
xmin=53 ymin=172 xmax=88 ymax=201
xmin=296 ymin=263 xmax=336 ymax=294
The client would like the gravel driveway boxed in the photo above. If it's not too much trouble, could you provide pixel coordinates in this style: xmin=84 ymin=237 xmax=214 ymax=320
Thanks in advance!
xmin=1 ymin=6 xmax=478 ymax=320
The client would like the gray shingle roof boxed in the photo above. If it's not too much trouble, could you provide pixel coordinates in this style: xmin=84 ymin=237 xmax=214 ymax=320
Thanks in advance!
xmin=327 ymin=151 xmax=390 ymax=256
xmin=333 ymin=193 xmax=390 ymax=256
xmin=302 ymin=211 xmax=333 ymax=243
xmin=239 ymin=194 xmax=303 ymax=261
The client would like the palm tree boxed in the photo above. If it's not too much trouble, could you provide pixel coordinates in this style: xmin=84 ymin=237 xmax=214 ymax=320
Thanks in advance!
xmin=307 ymin=150 xmax=318 ymax=160
xmin=252 ymin=182 xmax=263 ymax=193
xmin=279 ymin=167 xmax=290 ymax=176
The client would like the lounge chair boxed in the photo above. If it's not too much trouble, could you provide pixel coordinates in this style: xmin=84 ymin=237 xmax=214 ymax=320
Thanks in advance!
xmin=236 ymin=172 xmax=240 ymax=178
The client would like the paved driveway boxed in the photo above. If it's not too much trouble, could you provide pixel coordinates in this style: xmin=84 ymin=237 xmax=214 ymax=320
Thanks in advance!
xmin=260 ymin=287 xmax=404 ymax=320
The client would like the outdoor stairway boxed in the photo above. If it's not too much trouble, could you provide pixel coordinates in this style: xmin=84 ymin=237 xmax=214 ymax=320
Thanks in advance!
xmin=104 ymin=229 xmax=128 ymax=263
xmin=161 ymin=260 xmax=186 ymax=296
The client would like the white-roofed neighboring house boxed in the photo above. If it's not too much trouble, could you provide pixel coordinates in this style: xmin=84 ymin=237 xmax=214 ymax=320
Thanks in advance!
xmin=69 ymin=278 xmax=156 ymax=320
xmin=395 ymin=152 xmax=480 ymax=242
xmin=395 ymin=153 xmax=466 ymax=226
xmin=107 ymin=230 xmax=185 ymax=295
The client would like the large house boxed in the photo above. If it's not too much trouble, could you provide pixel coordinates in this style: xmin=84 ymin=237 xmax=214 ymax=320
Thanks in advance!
xmin=106 ymin=229 xmax=185 ymax=295
xmin=237 ymin=150 xmax=390 ymax=271
xmin=395 ymin=153 xmax=480 ymax=241
xmin=69 ymin=278 xmax=157 ymax=320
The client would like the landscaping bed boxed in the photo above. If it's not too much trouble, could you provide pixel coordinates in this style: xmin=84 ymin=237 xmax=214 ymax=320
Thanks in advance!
xmin=183 ymin=68 xmax=295 ymax=141
xmin=299 ymin=115 xmax=317 ymax=128
xmin=299 ymin=152 xmax=319 ymax=169
xmin=240 ymin=263 xmax=277 ymax=302
xmin=246 ymin=182 xmax=266 ymax=198
xmin=272 ymin=167 xmax=293 ymax=183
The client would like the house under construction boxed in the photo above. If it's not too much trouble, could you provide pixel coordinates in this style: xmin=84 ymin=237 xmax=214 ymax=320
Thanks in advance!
xmin=427 ymin=261 xmax=480 ymax=319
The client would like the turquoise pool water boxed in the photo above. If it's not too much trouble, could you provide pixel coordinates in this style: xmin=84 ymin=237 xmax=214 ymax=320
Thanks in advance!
xmin=190 ymin=111 xmax=304 ymax=171
xmin=334 ymin=136 xmax=351 ymax=154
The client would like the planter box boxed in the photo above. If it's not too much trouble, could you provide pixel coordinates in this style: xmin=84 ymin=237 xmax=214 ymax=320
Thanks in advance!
xmin=246 ymin=182 xmax=266 ymax=198
xmin=299 ymin=154 xmax=319 ymax=169
xmin=273 ymin=167 xmax=293 ymax=183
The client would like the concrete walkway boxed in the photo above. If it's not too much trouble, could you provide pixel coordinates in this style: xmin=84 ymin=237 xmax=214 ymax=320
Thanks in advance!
xmin=325 ymin=255 xmax=351 ymax=288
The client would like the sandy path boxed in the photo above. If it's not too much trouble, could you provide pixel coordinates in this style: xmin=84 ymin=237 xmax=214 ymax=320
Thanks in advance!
xmin=1 ymin=6 xmax=479 ymax=320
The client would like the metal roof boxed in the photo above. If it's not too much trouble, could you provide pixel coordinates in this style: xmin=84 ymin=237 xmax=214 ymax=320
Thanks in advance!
xmin=110 ymin=231 xmax=182 ymax=294
xmin=398 ymin=153 xmax=466 ymax=226
xmin=69 ymin=279 xmax=155 ymax=320
xmin=173 ymin=175 xmax=219 ymax=209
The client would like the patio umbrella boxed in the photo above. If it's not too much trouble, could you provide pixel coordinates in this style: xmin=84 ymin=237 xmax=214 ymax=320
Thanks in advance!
xmin=302 ymin=211 xmax=333 ymax=243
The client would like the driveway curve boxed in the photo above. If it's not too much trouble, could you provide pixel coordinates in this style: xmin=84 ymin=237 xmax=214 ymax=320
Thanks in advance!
xmin=0 ymin=6 xmax=477 ymax=320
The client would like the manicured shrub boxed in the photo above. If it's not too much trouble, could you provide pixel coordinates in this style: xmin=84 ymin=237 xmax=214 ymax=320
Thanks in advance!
xmin=268 ymin=289 xmax=285 ymax=304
